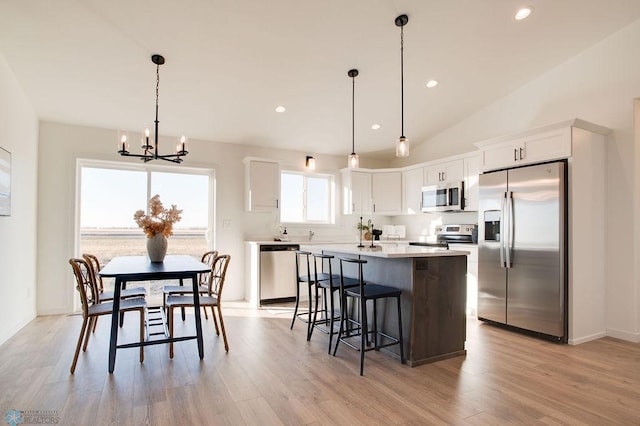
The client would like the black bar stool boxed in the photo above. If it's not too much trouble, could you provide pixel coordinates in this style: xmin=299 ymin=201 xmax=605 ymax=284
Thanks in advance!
xmin=309 ymin=254 xmax=359 ymax=353
xmin=291 ymin=250 xmax=324 ymax=340
xmin=333 ymin=257 xmax=404 ymax=375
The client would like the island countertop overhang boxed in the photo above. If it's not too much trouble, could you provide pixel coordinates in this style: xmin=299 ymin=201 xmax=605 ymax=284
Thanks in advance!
xmin=299 ymin=243 xmax=469 ymax=259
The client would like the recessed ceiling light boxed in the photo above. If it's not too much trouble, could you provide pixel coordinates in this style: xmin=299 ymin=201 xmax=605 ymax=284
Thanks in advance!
xmin=514 ymin=6 xmax=533 ymax=21
xmin=371 ymin=124 xmax=381 ymax=130
xmin=426 ymin=80 xmax=438 ymax=88
xmin=275 ymin=106 xmax=286 ymax=113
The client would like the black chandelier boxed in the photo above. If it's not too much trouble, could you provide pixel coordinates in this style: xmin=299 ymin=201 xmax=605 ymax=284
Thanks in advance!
xmin=117 ymin=54 xmax=188 ymax=164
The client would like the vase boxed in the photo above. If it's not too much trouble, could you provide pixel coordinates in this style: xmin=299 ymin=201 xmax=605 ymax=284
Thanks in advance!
xmin=147 ymin=233 xmax=168 ymax=262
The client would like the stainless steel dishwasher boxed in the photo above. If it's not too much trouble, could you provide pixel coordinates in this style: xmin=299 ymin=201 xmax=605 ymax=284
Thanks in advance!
xmin=259 ymin=244 xmax=300 ymax=304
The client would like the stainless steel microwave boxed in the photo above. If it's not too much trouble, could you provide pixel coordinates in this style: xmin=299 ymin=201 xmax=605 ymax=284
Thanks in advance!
xmin=421 ymin=181 xmax=465 ymax=212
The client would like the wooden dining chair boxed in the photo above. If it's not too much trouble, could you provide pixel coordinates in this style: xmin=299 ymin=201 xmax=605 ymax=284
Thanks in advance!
xmin=83 ymin=253 xmax=146 ymax=328
xmin=162 ymin=250 xmax=218 ymax=320
xmin=68 ymin=257 xmax=147 ymax=374
xmin=166 ymin=254 xmax=231 ymax=357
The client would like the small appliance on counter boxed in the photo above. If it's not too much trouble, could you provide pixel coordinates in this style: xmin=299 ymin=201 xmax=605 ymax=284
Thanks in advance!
xmin=372 ymin=229 xmax=383 ymax=240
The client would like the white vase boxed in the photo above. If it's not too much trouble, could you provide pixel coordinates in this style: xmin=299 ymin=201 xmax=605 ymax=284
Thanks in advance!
xmin=147 ymin=233 xmax=168 ymax=262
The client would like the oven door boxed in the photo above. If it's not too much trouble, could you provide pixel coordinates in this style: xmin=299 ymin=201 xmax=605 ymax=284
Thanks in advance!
xmin=421 ymin=185 xmax=449 ymax=212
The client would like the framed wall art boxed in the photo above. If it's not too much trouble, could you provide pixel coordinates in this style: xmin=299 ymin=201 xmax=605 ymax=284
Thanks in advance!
xmin=0 ymin=147 xmax=11 ymax=216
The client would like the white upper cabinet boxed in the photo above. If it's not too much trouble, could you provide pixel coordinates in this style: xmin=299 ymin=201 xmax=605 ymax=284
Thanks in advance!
xmin=342 ymin=169 xmax=372 ymax=215
xmin=402 ymin=167 xmax=424 ymax=214
xmin=463 ymin=154 xmax=480 ymax=211
xmin=244 ymin=159 xmax=280 ymax=212
xmin=477 ymin=126 xmax=571 ymax=171
xmin=425 ymin=160 xmax=464 ymax=185
xmin=371 ymin=171 xmax=402 ymax=215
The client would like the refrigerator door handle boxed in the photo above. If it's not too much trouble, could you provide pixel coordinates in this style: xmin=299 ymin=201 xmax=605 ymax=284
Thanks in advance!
xmin=500 ymin=193 xmax=506 ymax=267
xmin=506 ymin=191 xmax=514 ymax=268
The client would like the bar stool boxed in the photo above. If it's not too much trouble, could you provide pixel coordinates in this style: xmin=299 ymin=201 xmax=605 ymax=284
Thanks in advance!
xmin=309 ymin=254 xmax=359 ymax=353
xmin=333 ymin=257 xmax=404 ymax=376
xmin=290 ymin=250 xmax=322 ymax=340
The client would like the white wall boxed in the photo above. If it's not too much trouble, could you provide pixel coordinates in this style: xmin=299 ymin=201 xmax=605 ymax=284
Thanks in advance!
xmin=0 ymin=53 xmax=39 ymax=345
xmin=36 ymin=121 xmax=392 ymax=314
xmin=391 ymin=20 xmax=640 ymax=342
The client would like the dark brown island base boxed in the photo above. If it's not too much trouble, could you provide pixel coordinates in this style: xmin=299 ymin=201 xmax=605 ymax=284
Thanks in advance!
xmin=301 ymin=244 xmax=469 ymax=367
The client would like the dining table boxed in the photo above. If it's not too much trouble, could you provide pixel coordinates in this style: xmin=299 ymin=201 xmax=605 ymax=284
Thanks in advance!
xmin=98 ymin=254 xmax=211 ymax=373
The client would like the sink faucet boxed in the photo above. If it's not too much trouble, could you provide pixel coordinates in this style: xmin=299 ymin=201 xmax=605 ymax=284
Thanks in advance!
xmin=308 ymin=230 xmax=315 ymax=241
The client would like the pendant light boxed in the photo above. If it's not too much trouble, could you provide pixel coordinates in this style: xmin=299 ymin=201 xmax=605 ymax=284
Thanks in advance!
xmin=395 ymin=14 xmax=409 ymax=158
xmin=347 ymin=69 xmax=359 ymax=169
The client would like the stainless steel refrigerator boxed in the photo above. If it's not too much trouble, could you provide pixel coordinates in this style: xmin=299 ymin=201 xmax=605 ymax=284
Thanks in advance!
xmin=477 ymin=160 xmax=567 ymax=342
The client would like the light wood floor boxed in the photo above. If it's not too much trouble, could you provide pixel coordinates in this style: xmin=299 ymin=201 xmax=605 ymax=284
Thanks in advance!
xmin=1 ymin=302 xmax=639 ymax=425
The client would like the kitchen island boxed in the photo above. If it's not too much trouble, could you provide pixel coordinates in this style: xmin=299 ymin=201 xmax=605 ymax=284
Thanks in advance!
xmin=301 ymin=243 xmax=469 ymax=367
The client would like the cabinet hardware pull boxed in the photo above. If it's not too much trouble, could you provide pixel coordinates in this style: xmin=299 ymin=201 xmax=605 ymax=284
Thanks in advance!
xmin=519 ymin=147 xmax=524 ymax=160
xmin=514 ymin=148 xmax=518 ymax=162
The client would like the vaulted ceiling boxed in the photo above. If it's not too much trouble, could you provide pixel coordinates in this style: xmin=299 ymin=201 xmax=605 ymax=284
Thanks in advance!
xmin=2 ymin=0 xmax=640 ymax=160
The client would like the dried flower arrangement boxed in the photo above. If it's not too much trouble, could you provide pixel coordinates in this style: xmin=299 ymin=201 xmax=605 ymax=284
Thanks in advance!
xmin=133 ymin=194 xmax=183 ymax=238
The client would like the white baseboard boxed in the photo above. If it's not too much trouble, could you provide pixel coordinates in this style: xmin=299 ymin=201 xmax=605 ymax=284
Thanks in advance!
xmin=568 ymin=330 xmax=607 ymax=345
xmin=606 ymin=327 xmax=640 ymax=343
xmin=37 ymin=307 xmax=72 ymax=316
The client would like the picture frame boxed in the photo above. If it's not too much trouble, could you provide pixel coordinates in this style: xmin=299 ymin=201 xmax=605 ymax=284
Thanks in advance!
xmin=0 ymin=147 xmax=11 ymax=216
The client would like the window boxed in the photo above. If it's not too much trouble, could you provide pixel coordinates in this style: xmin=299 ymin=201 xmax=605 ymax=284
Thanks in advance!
xmin=77 ymin=160 xmax=214 ymax=305
xmin=280 ymin=171 xmax=333 ymax=224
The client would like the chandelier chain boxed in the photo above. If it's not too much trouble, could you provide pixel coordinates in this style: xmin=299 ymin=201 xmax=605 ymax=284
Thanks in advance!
xmin=156 ymin=63 xmax=160 ymax=110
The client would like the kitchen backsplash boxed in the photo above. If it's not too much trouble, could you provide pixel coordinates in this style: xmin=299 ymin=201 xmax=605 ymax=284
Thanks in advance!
xmin=390 ymin=211 xmax=479 ymax=241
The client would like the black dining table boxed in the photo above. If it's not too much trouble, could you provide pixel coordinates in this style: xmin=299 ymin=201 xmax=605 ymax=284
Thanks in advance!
xmin=99 ymin=255 xmax=211 ymax=373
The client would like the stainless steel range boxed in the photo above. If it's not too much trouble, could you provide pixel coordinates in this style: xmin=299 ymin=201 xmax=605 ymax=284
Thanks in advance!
xmin=435 ymin=224 xmax=477 ymax=245
xmin=409 ymin=224 xmax=477 ymax=248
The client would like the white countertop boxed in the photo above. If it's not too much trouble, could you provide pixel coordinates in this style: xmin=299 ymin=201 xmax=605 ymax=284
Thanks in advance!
xmin=245 ymin=240 xmax=411 ymax=245
xmin=299 ymin=243 xmax=469 ymax=259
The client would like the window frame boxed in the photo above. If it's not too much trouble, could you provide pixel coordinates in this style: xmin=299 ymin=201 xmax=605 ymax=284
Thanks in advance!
xmin=279 ymin=169 xmax=335 ymax=225
xmin=74 ymin=158 xmax=216 ymax=255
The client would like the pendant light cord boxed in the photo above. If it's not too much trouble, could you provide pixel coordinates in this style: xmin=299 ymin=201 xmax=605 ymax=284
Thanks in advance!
xmin=352 ymin=75 xmax=355 ymax=154
xmin=400 ymin=24 xmax=404 ymax=137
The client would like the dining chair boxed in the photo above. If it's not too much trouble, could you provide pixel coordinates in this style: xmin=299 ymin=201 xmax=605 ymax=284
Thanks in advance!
xmin=83 ymin=253 xmax=147 ymax=328
xmin=166 ymin=254 xmax=231 ymax=357
xmin=68 ymin=257 xmax=147 ymax=374
xmin=162 ymin=250 xmax=218 ymax=321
